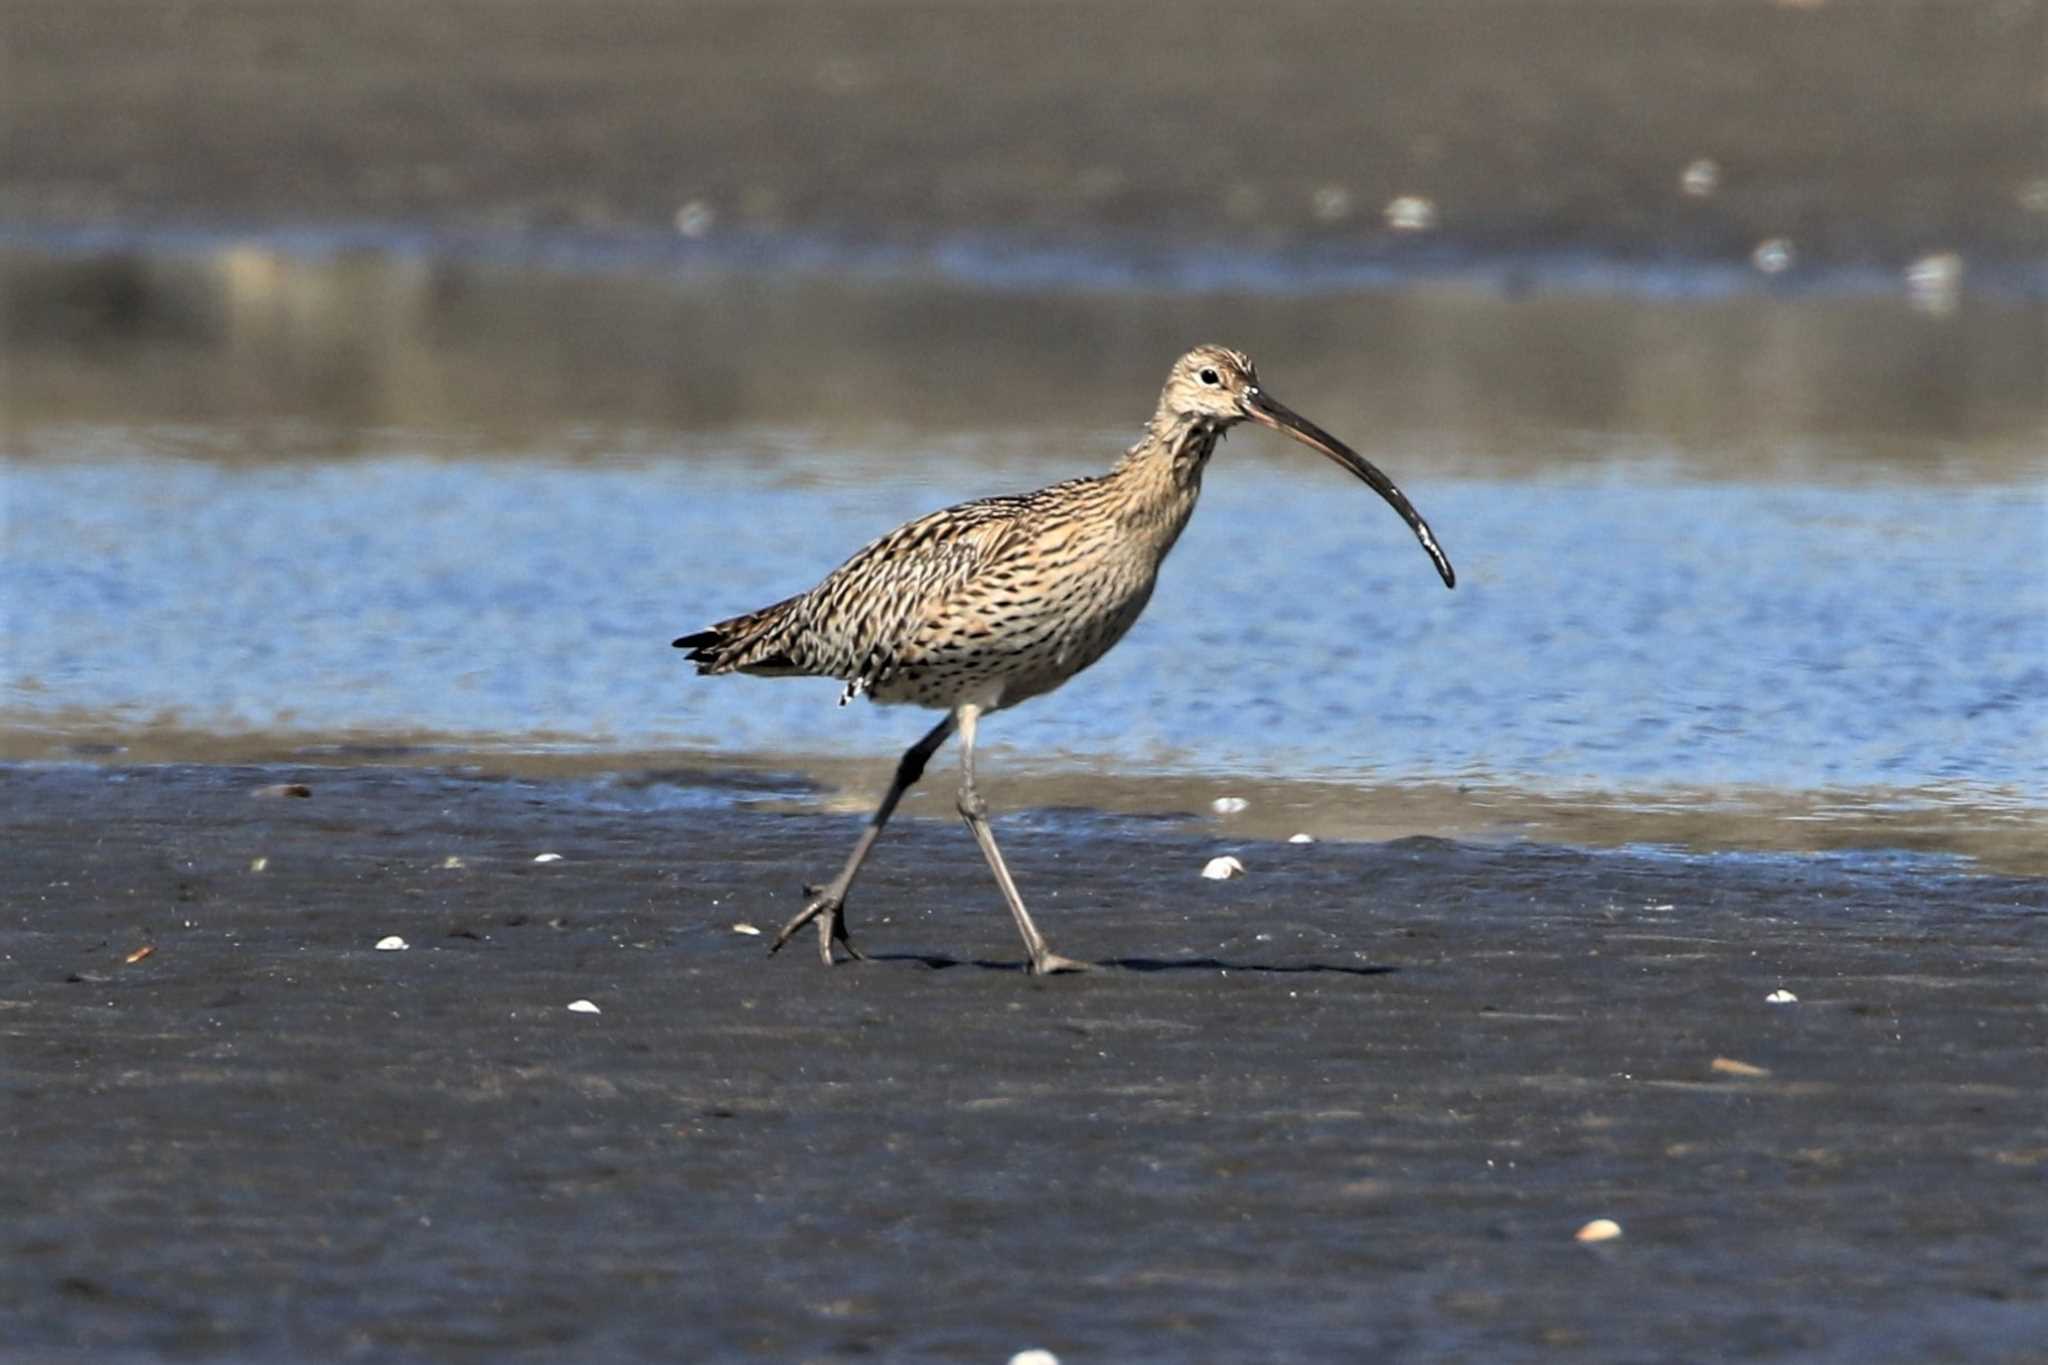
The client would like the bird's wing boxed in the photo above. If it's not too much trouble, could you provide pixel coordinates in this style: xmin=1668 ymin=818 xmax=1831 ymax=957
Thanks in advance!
xmin=795 ymin=495 xmax=1036 ymax=683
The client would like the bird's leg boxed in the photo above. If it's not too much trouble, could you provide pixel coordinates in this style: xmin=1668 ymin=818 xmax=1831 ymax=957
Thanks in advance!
xmin=771 ymin=714 xmax=956 ymax=965
xmin=953 ymin=704 xmax=1090 ymax=975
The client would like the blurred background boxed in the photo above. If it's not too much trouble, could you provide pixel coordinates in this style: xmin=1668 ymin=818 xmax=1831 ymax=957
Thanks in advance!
xmin=3 ymin=0 xmax=2044 ymax=865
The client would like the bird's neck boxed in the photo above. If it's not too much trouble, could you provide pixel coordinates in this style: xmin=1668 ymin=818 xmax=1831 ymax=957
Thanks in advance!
xmin=1118 ymin=411 xmax=1219 ymax=483
xmin=1109 ymin=411 xmax=1217 ymax=537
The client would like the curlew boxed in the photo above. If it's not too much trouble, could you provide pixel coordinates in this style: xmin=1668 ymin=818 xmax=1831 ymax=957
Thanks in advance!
xmin=676 ymin=345 xmax=1454 ymax=973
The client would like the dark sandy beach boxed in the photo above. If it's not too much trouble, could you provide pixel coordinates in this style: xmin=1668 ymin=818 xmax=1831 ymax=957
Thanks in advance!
xmin=5 ymin=762 xmax=2045 ymax=1360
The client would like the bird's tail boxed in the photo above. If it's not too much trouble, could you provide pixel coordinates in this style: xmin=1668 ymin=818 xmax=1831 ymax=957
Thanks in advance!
xmin=672 ymin=596 xmax=805 ymax=676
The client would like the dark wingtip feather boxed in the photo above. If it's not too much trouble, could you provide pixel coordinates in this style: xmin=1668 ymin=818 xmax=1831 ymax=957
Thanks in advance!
xmin=673 ymin=627 xmax=728 ymax=673
xmin=673 ymin=598 xmax=802 ymax=675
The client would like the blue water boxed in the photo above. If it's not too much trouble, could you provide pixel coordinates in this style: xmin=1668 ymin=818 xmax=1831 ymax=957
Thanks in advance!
xmin=6 ymin=445 xmax=2043 ymax=802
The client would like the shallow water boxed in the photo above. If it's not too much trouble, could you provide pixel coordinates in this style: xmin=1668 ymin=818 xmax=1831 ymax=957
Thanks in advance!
xmin=8 ymin=448 xmax=2045 ymax=794
xmin=3 ymin=241 xmax=2044 ymax=867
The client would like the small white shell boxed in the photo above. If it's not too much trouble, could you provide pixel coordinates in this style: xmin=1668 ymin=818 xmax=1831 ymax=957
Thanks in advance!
xmin=1288 ymin=832 xmax=1315 ymax=844
xmin=1008 ymin=1352 xmax=1061 ymax=1365
xmin=673 ymin=199 xmax=716 ymax=238
xmin=1765 ymin=988 xmax=1799 ymax=1004
xmin=1574 ymin=1218 xmax=1622 ymax=1243
xmin=1311 ymin=184 xmax=1352 ymax=222
xmin=1905 ymin=252 xmax=1964 ymax=316
xmin=731 ymin=922 xmax=762 ymax=936
xmin=1210 ymin=796 xmax=1249 ymax=815
xmin=533 ymin=852 xmax=563 ymax=863
xmin=440 ymin=855 xmax=465 ymax=870
xmin=374 ymin=936 xmax=409 ymax=952
xmin=1384 ymin=194 xmax=1438 ymax=232
xmin=1201 ymin=855 xmax=1246 ymax=880
xmin=249 ymin=856 xmax=269 ymax=872
xmin=1751 ymin=237 xmax=1795 ymax=274
xmin=566 ymin=999 xmax=601 ymax=1014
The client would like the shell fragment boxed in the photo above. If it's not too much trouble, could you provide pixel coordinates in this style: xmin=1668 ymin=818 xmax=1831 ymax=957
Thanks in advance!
xmin=1711 ymin=1056 xmax=1771 ymax=1078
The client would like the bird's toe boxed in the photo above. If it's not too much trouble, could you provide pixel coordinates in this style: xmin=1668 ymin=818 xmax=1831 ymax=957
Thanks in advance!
xmin=771 ymin=893 xmax=835 ymax=956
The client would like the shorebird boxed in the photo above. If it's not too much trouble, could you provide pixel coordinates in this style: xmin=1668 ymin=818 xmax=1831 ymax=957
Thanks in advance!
xmin=676 ymin=345 xmax=1454 ymax=973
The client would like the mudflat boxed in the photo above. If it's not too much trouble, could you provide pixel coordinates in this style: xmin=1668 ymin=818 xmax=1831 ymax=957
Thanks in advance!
xmin=6 ymin=0 xmax=2044 ymax=266
xmin=5 ymin=762 xmax=2044 ymax=1360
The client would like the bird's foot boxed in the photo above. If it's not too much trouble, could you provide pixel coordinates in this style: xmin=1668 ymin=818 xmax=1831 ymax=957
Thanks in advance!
xmin=1029 ymin=951 xmax=1092 ymax=976
xmin=770 ymin=886 xmax=864 ymax=966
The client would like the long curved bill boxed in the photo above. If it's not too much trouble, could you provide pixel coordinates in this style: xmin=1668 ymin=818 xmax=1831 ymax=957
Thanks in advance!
xmin=1242 ymin=387 xmax=1456 ymax=589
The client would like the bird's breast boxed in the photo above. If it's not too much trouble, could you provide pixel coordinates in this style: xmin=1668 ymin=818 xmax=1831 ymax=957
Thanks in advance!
xmin=868 ymin=528 xmax=1169 ymax=710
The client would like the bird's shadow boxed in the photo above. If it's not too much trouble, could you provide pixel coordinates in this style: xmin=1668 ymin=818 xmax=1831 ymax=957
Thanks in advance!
xmin=871 ymin=953 xmax=1396 ymax=978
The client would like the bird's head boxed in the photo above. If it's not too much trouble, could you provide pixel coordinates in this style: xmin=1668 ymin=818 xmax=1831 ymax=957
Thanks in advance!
xmin=1156 ymin=345 xmax=1456 ymax=589
xmin=1159 ymin=344 xmax=1263 ymax=426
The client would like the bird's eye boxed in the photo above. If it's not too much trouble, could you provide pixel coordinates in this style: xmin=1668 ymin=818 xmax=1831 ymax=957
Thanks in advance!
xmin=1199 ymin=368 xmax=1221 ymax=386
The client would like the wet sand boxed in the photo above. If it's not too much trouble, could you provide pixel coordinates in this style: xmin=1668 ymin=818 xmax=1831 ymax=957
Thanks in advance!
xmin=7 ymin=243 xmax=2045 ymax=456
xmin=7 ymin=0 xmax=2045 ymax=268
xmin=6 ymin=762 xmax=2045 ymax=1360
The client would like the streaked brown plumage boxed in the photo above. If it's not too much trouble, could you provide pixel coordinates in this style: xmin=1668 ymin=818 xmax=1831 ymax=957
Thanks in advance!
xmin=677 ymin=345 xmax=1454 ymax=973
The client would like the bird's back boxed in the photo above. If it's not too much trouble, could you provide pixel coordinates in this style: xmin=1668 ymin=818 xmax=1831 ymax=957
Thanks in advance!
xmin=679 ymin=483 xmax=1065 ymax=678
